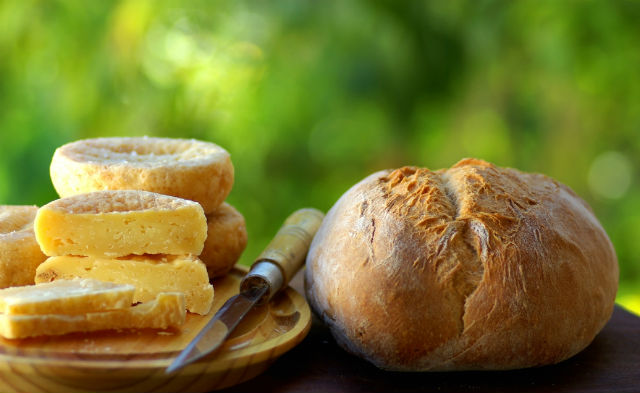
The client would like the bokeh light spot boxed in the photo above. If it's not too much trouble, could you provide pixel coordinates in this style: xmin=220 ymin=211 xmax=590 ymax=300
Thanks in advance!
xmin=588 ymin=151 xmax=632 ymax=200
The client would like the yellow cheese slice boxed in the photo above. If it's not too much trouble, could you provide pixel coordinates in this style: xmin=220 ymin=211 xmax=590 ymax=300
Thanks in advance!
xmin=34 ymin=190 xmax=207 ymax=258
xmin=0 ymin=292 xmax=185 ymax=339
xmin=35 ymin=254 xmax=213 ymax=315
xmin=0 ymin=279 xmax=134 ymax=315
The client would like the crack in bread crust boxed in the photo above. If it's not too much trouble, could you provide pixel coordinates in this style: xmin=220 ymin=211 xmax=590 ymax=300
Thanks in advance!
xmin=381 ymin=167 xmax=487 ymax=337
xmin=439 ymin=172 xmax=460 ymax=220
xmin=438 ymin=171 xmax=485 ymax=336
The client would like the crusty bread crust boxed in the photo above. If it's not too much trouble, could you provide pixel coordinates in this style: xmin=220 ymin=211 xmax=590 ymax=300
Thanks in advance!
xmin=50 ymin=137 xmax=234 ymax=213
xmin=0 ymin=206 xmax=47 ymax=288
xmin=200 ymin=203 xmax=248 ymax=279
xmin=305 ymin=158 xmax=618 ymax=371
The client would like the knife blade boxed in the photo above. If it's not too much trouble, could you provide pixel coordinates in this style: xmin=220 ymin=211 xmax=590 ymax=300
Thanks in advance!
xmin=166 ymin=208 xmax=324 ymax=374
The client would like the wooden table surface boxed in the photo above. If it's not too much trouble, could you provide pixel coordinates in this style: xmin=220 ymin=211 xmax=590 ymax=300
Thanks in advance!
xmin=221 ymin=271 xmax=640 ymax=393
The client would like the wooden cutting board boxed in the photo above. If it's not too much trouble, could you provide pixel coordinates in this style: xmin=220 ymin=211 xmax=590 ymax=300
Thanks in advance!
xmin=0 ymin=266 xmax=311 ymax=393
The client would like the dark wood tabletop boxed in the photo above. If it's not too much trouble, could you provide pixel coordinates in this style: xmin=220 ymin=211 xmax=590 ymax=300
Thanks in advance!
xmin=221 ymin=271 xmax=640 ymax=393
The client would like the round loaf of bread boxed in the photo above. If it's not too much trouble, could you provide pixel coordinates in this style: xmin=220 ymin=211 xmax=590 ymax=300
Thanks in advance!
xmin=305 ymin=158 xmax=618 ymax=371
xmin=50 ymin=137 xmax=234 ymax=213
xmin=200 ymin=202 xmax=248 ymax=279
xmin=0 ymin=206 xmax=47 ymax=288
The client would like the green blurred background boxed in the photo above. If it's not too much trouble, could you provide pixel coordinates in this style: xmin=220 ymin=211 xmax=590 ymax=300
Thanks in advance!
xmin=1 ymin=0 xmax=639 ymax=313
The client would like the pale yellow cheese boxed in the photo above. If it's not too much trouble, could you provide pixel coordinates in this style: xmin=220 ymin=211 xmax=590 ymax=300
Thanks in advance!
xmin=35 ymin=254 xmax=213 ymax=315
xmin=34 ymin=190 xmax=207 ymax=258
xmin=0 ymin=292 xmax=185 ymax=339
xmin=0 ymin=279 xmax=135 ymax=315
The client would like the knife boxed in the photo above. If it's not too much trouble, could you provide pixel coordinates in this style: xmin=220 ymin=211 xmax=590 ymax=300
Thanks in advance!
xmin=166 ymin=207 xmax=324 ymax=373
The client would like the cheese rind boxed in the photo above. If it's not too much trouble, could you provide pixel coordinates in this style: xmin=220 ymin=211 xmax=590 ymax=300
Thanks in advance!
xmin=35 ymin=255 xmax=214 ymax=315
xmin=50 ymin=137 xmax=234 ymax=214
xmin=200 ymin=202 xmax=247 ymax=279
xmin=0 ymin=205 xmax=47 ymax=288
xmin=0 ymin=292 xmax=185 ymax=339
xmin=0 ymin=279 xmax=135 ymax=315
xmin=34 ymin=190 xmax=207 ymax=258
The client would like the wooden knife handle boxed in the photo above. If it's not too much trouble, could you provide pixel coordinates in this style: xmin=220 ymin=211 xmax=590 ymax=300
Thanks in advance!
xmin=253 ymin=208 xmax=324 ymax=288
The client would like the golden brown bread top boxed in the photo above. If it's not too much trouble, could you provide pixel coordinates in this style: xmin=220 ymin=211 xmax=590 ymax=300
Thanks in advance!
xmin=305 ymin=158 xmax=618 ymax=371
xmin=43 ymin=190 xmax=200 ymax=214
xmin=56 ymin=137 xmax=229 ymax=168
xmin=373 ymin=158 xmax=594 ymax=304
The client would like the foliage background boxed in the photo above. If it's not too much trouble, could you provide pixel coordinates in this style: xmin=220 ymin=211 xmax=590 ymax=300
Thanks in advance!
xmin=1 ymin=0 xmax=639 ymax=312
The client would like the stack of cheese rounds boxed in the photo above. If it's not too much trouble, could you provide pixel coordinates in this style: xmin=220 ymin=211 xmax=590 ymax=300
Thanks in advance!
xmin=49 ymin=136 xmax=248 ymax=279
xmin=0 ymin=137 xmax=246 ymax=339
xmin=34 ymin=189 xmax=214 ymax=315
xmin=34 ymin=137 xmax=250 ymax=314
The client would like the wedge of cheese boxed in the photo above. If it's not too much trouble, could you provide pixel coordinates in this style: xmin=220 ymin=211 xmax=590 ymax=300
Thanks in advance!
xmin=0 ymin=292 xmax=185 ymax=339
xmin=0 ymin=279 xmax=134 ymax=315
xmin=35 ymin=254 xmax=214 ymax=315
xmin=34 ymin=190 xmax=207 ymax=258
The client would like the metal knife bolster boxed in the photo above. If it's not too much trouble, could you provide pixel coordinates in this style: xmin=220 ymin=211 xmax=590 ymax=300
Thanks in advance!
xmin=240 ymin=261 xmax=284 ymax=305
